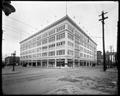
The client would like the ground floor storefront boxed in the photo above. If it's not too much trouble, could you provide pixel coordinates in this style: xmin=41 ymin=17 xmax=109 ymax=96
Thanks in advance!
xmin=21 ymin=59 xmax=97 ymax=67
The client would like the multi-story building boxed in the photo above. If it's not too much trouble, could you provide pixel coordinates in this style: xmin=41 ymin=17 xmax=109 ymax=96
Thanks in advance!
xmin=20 ymin=15 xmax=97 ymax=67
xmin=106 ymin=51 xmax=117 ymax=67
xmin=97 ymin=51 xmax=103 ymax=65
xmin=5 ymin=56 xmax=20 ymax=66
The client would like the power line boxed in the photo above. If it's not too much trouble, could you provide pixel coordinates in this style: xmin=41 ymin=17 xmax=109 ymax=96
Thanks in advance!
xmin=3 ymin=23 xmax=35 ymax=34
xmin=2 ymin=26 xmax=32 ymax=41
xmin=5 ymin=16 xmax=38 ymax=31
xmin=3 ymin=24 xmax=32 ymax=35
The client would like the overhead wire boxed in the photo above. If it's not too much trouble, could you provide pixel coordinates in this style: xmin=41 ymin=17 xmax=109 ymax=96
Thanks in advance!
xmin=8 ymin=16 xmax=38 ymax=31
xmin=2 ymin=25 xmax=31 ymax=35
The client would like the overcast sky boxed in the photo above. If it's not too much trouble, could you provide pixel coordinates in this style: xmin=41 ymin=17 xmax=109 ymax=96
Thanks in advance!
xmin=2 ymin=1 xmax=118 ymax=58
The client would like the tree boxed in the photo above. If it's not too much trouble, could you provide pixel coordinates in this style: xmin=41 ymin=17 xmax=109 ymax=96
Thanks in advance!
xmin=2 ymin=0 xmax=16 ymax=16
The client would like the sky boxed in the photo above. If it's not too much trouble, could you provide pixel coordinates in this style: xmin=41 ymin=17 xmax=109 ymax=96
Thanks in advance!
xmin=2 ymin=1 xmax=118 ymax=59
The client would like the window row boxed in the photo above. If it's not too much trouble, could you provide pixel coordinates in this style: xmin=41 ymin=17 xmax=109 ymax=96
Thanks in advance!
xmin=21 ymin=53 xmax=95 ymax=60
xmin=21 ymin=49 xmax=37 ymax=55
xmin=21 ymin=50 xmax=65 ymax=59
xmin=68 ymin=24 xmax=74 ymax=32
xmin=49 ymin=29 xmax=55 ymax=36
xmin=56 ymin=41 xmax=65 ymax=47
xmin=68 ymin=32 xmax=74 ymax=40
xmin=56 ymin=25 xmax=65 ymax=32
xmin=56 ymin=50 xmax=65 ymax=55
xmin=56 ymin=32 xmax=65 ymax=40
xmin=36 ymin=32 xmax=66 ymax=46
xmin=22 ymin=41 xmax=65 ymax=54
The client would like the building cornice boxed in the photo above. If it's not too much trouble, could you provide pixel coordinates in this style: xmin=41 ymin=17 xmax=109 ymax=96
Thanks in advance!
xmin=20 ymin=15 xmax=97 ymax=45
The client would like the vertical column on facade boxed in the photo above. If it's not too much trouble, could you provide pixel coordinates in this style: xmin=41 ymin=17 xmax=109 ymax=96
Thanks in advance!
xmin=90 ymin=61 xmax=91 ymax=66
xmin=36 ymin=60 xmax=37 ymax=66
xmin=65 ymin=58 xmax=67 ymax=67
xmin=91 ymin=62 xmax=92 ymax=66
xmin=27 ymin=61 xmax=29 ymax=67
xmin=47 ymin=60 xmax=48 ymax=68
xmin=55 ymin=59 xmax=56 ymax=67
xmin=79 ymin=60 xmax=80 ymax=67
xmin=89 ymin=61 xmax=90 ymax=66
xmin=73 ymin=59 xmax=75 ymax=68
xmin=41 ymin=60 xmax=43 ymax=67
xmin=40 ymin=60 xmax=42 ymax=67
xmin=86 ymin=61 xmax=87 ymax=66
xmin=32 ymin=60 xmax=34 ymax=66
xmin=87 ymin=61 xmax=89 ymax=66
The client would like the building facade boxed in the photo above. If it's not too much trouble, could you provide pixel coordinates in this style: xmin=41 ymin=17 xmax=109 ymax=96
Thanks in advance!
xmin=5 ymin=56 xmax=20 ymax=66
xmin=20 ymin=15 xmax=97 ymax=67
xmin=106 ymin=51 xmax=116 ymax=67
xmin=97 ymin=51 xmax=103 ymax=65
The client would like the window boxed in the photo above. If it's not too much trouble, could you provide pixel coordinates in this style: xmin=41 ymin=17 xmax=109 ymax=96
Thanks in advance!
xmin=42 ymin=33 xmax=48 ymax=38
xmin=49 ymin=43 xmax=55 ymax=48
xmin=33 ymin=54 xmax=37 ymax=58
xmin=32 ymin=38 xmax=37 ymax=47
xmin=56 ymin=41 xmax=65 ymax=47
xmin=68 ymin=24 xmax=74 ymax=32
xmin=49 ymin=35 xmax=55 ymax=42
xmin=37 ymin=35 xmax=41 ymax=41
xmin=67 ymin=50 xmax=73 ymax=55
xmin=42 ymin=38 xmax=47 ymax=44
xmin=49 ymin=51 xmax=55 ymax=56
xmin=49 ymin=29 xmax=55 ymax=36
xmin=37 ymin=40 xmax=41 ymax=46
xmin=56 ymin=50 xmax=65 ymax=55
xmin=37 ymin=53 xmax=41 ymax=57
xmin=75 ymin=40 xmax=79 ymax=45
xmin=68 ymin=41 xmax=73 ymax=47
xmin=75 ymin=51 xmax=79 ymax=58
xmin=56 ymin=25 xmax=65 ymax=32
xmin=42 ymin=52 xmax=47 ymax=56
xmin=56 ymin=32 xmax=65 ymax=40
xmin=84 ymin=54 xmax=86 ymax=58
xmin=75 ymin=44 xmax=79 ymax=50
xmin=79 ymin=46 xmax=83 ymax=52
xmin=68 ymin=33 xmax=73 ymax=40
xmin=75 ymin=32 xmax=80 ymax=39
xmin=87 ymin=55 xmax=89 ymax=58
xmin=42 ymin=46 xmax=47 ymax=50
xmin=80 ymin=53 xmax=83 ymax=57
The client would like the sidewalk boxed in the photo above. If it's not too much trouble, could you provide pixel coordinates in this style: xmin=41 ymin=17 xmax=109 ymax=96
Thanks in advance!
xmin=2 ymin=66 xmax=25 ymax=75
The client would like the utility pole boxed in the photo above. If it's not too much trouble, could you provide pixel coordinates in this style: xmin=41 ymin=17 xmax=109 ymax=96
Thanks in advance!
xmin=12 ymin=51 xmax=16 ymax=71
xmin=99 ymin=11 xmax=108 ymax=71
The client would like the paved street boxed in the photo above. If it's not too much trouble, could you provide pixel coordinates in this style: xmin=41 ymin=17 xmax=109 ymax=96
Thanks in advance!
xmin=2 ymin=66 xmax=118 ymax=95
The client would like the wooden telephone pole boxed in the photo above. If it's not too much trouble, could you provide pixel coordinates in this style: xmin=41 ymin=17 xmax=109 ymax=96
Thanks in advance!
xmin=99 ymin=11 xmax=108 ymax=71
